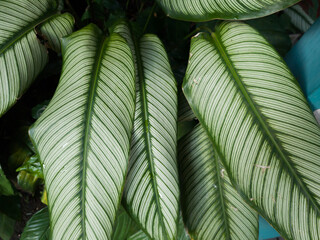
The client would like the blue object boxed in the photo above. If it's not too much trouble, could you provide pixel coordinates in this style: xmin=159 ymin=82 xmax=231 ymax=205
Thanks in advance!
xmin=285 ymin=18 xmax=320 ymax=111
xmin=259 ymin=216 xmax=280 ymax=240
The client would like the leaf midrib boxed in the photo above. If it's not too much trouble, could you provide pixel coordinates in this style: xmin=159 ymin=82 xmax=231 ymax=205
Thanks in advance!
xmin=0 ymin=10 xmax=58 ymax=55
xmin=210 ymin=30 xmax=320 ymax=214
xmin=213 ymin=149 xmax=231 ymax=239
xmin=134 ymin=37 xmax=169 ymax=239
xmin=80 ymin=35 xmax=109 ymax=239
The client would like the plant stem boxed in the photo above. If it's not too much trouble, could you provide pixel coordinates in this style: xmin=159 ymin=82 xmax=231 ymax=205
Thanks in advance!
xmin=143 ymin=2 xmax=156 ymax=34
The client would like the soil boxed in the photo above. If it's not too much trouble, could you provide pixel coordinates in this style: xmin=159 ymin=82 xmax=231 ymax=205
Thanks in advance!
xmin=11 ymin=191 xmax=45 ymax=240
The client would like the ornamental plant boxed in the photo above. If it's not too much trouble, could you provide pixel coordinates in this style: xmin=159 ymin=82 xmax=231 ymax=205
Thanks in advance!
xmin=0 ymin=0 xmax=319 ymax=239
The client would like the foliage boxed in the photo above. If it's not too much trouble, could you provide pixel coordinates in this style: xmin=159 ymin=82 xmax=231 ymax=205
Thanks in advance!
xmin=0 ymin=0 xmax=319 ymax=239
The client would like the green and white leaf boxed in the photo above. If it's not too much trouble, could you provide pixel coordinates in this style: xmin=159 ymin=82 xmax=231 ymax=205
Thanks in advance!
xmin=29 ymin=24 xmax=135 ymax=239
xmin=113 ymin=21 xmax=179 ymax=240
xmin=156 ymin=0 xmax=300 ymax=22
xmin=20 ymin=207 xmax=50 ymax=240
xmin=178 ymin=91 xmax=196 ymax=122
xmin=284 ymin=4 xmax=314 ymax=32
xmin=40 ymin=12 xmax=74 ymax=52
xmin=0 ymin=0 xmax=74 ymax=117
xmin=183 ymin=21 xmax=320 ymax=239
xmin=179 ymin=124 xmax=258 ymax=239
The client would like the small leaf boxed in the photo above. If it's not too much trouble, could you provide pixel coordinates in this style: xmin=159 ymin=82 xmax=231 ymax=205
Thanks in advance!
xmin=17 ymin=155 xmax=44 ymax=179
xmin=17 ymin=171 xmax=40 ymax=194
xmin=20 ymin=207 xmax=50 ymax=240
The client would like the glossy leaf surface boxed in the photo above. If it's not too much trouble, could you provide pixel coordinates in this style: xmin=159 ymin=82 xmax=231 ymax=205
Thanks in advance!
xmin=179 ymin=124 xmax=258 ymax=239
xmin=0 ymin=0 xmax=74 ymax=117
xmin=156 ymin=0 xmax=300 ymax=21
xmin=30 ymin=24 xmax=135 ymax=239
xmin=183 ymin=21 xmax=320 ymax=239
xmin=113 ymin=21 xmax=179 ymax=240
xmin=20 ymin=207 xmax=50 ymax=240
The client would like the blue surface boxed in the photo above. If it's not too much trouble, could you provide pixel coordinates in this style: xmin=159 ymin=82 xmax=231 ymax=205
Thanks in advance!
xmin=285 ymin=18 xmax=320 ymax=111
xmin=259 ymin=216 xmax=280 ymax=240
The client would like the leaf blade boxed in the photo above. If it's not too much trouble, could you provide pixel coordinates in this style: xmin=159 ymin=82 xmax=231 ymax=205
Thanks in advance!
xmin=0 ymin=0 xmax=74 ymax=117
xmin=179 ymin=124 xmax=258 ymax=239
xmin=156 ymin=0 xmax=300 ymax=21
xmin=183 ymin=21 xmax=320 ymax=239
xmin=20 ymin=207 xmax=50 ymax=240
xmin=30 ymin=24 xmax=135 ymax=239
xmin=113 ymin=21 xmax=180 ymax=240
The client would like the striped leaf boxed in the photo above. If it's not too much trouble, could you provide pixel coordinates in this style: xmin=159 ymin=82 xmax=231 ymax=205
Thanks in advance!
xmin=112 ymin=21 xmax=179 ymax=240
xmin=29 ymin=24 xmax=135 ymax=239
xmin=0 ymin=0 xmax=74 ymax=117
xmin=183 ymin=21 xmax=320 ymax=239
xmin=178 ymin=91 xmax=196 ymax=122
xmin=179 ymin=124 xmax=258 ymax=239
xmin=284 ymin=5 xmax=314 ymax=32
xmin=156 ymin=0 xmax=300 ymax=21
xmin=40 ymin=12 xmax=75 ymax=52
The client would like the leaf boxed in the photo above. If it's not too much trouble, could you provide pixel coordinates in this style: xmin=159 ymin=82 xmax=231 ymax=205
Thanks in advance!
xmin=40 ymin=12 xmax=75 ymax=52
xmin=32 ymin=101 xmax=50 ymax=120
xmin=17 ymin=171 xmax=40 ymax=194
xmin=0 ymin=0 xmax=74 ymax=117
xmin=285 ymin=17 xmax=320 ymax=124
xmin=178 ymin=91 xmax=196 ymax=122
xmin=29 ymin=24 xmax=136 ymax=239
xmin=128 ymin=231 xmax=149 ymax=240
xmin=176 ymin=214 xmax=191 ymax=240
xmin=20 ymin=207 xmax=50 ymax=240
xmin=112 ymin=206 xmax=140 ymax=240
xmin=284 ymin=5 xmax=314 ymax=32
xmin=0 ymin=212 xmax=15 ymax=240
xmin=245 ymin=14 xmax=292 ymax=57
xmin=112 ymin=21 xmax=179 ymax=240
xmin=17 ymin=155 xmax=44 ymax=179
xmin=179 ymin=124 xmax=258 ymax=239
xmin=183 ymin=21 xmax=320 ymax=239
xmin=177 ymin=121 xmax=197 ymax=141
xmin=156 ymin=0 xmax=300 ymax=22
xmin=16 ymin=155 xmax=43 ymax=194
xmin=0 ymin=164 xmax=14 ymax=196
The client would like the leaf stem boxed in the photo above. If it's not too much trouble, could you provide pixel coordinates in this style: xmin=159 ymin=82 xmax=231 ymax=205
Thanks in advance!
xmin=184 ymin=26 xmax=213 ymax=40
xmin=143 ymin=2 xmax=156 ymax=34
